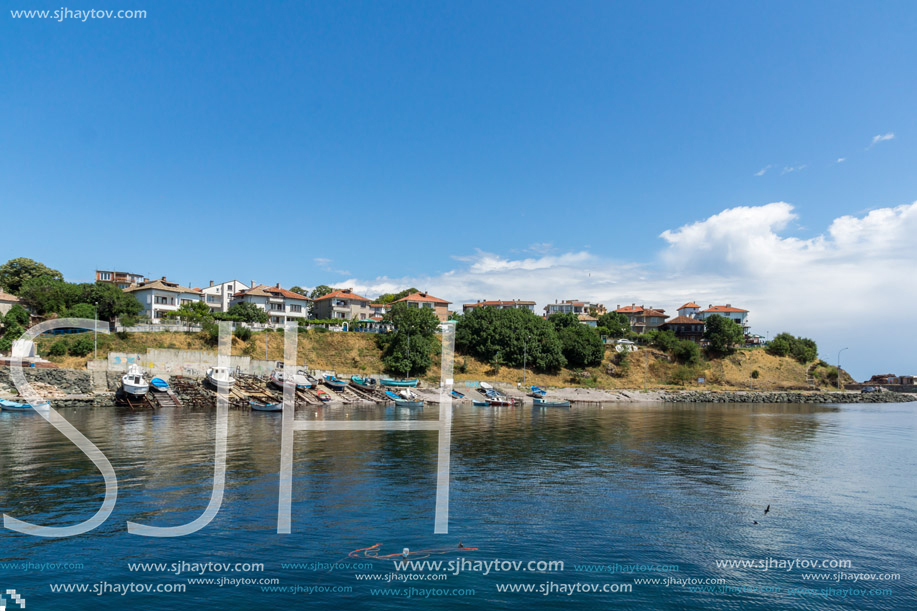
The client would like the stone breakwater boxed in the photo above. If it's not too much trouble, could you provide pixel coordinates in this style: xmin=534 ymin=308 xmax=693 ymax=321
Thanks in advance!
xmin=0 ymin=367 xmax=94 ymax=395
xmin=658 ymin=390 xmax=915 ymax=403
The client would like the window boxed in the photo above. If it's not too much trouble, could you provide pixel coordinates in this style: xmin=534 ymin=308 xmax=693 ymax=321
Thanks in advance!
xmin=270 ymin=303 xmax=283 ymax=311
xmin=99 ymin=272 xmax=111 ymax=281
xmin=290 ymin=304 xmax=302 ymax=313
xmin=155 ymin=295 xmax=170 ymax=305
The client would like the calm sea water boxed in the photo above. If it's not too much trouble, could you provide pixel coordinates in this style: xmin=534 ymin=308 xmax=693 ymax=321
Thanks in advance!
xmin=0 ymin=402 xmax=914 ymax=610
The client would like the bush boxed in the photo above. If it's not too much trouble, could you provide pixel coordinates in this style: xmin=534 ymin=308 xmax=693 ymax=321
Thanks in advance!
xmin=66 ymin=303 xmax=96 ymax=319
xmin=672 ymin=339 xmax=701 ymax=365
xmin=49 ymin=340 xmax=68 ymax=356
xmin=68 ymin=336 xmax=94 ymax=357
xmin=0 ymin=336 xmax=12 ymax=354
xmin=670 ymin=365 xmax=700 ymax=386
xmin=116 ymin=330 xmax=130 ymax=340
xmin=233 ymin=326 xmax=252 ymax=341
xmin=3 ymin=304 xmax=30 ymax=327
xmin=751 ymin=369 xmax=760 ymax=379
xmin=766 ymin=332 xmax=818 ymax=363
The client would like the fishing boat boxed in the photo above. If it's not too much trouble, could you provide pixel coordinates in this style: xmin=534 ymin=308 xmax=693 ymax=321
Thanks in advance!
xmin=323 ymin=375 xmax=348 ymax=391
xmin=270 ymin=368 xmax=312 ymax=390
xmin=314 ymin=388 xmax=332 ymax=402
xmin=385 ymin=390 xmax=423 ymax=408
xmin=350 ymin=375 xmax=378 ymax=391
xmin=529 ymin=385 xmax=547 ymax=397
xmin=250 ymin=399 xmax=282 ymax=412
xmin=533 ymin=397 xmax=571 ymax=408
xmin=121 ymin=364 xmax=149 ymax=397
xmin=150 ymin=377 xmax=170 ymax=392
xmin=472 ymin=400 xmax=489 ymax=407
xmin=487 ymin=397 xmax=517 ymax=406
xmin=206 ymin=366 xmax=235 ymax=390
xmin=380 ymin=378 xmax=419 ymax=388
xmin=0 ymin=398 xmax=51 ymax=413
xmin=451 ymin=390 xmax=465 ymax=400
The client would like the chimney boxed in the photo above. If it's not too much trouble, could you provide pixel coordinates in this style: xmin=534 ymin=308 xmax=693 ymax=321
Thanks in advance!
xmin=162 ymin=276 xmax=166 ymax=281
xmin=276 ymin=282 xmax=281 ymax=288
xmin=209 ymin=280 xmax=214 ymax=287
xmin=726 ymin=303 xmax=731 ymax=307
xmin=252 ymin=281 xmax=256 ymax=288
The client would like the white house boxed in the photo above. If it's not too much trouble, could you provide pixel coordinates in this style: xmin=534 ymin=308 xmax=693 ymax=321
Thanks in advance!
xmin=200 ymin=280 xmax=252 ymax=313
xmin=124 ymin=277 xmax=203 ymax=321
xmin=676 ymin=302 xmax=701 ymax=318
xmin=695 ymin=304 xmax=750 ymax=333
xmin=463 ymin=299 xmax=536 ymax=314
xmin=544 ymin=300 xmax=606 ymax=318
xmin=0 ymin=290 xmax=21 ymax=317
xmin=230 ymin=284 xmax=311 ymax=326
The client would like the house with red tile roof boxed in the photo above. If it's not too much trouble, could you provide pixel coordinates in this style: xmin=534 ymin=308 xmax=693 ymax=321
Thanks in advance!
xmin=394 ymin=291 xmax=452 ymax=322
xmin=544 ymin=300 xmax=606 ymax=320
xmin=0 ymin=289 xmax=21 ymax=317
xmin=676 ymin=302 xmax=701 ymax=318
xmin=201 ymin=280 xmax=252 ymax=313
xmin=662 ymin=315 xmax=706 ymax=342
xmin=614 ymin=304 xmax=667 ymax=334
xmin=462 ymin=299 xmax=536 ymax=314
xmin=231 ymin=283 xmax=311 ymax=326
xmin=695 ymin=304 xmax=750 ymax=333
xmin=310 ymin=288 xmax=371 ymax=321
xmin=124 ymin=277 xmax=206 ymax=322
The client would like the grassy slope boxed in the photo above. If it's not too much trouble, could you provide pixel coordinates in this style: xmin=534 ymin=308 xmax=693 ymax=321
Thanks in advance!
xmin=36 ymin=331 xmax=851 ymax=390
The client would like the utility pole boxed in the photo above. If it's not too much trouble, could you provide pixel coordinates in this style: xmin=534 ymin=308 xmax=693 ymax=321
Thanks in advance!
xmin=837 ymin=347 xmax=848 ymax=390
xmin=522 ymin=335 xmax=529 ymax=387
xmin=749 ymin=349 xmax=753 ymax=390
xmin=93 ymin=301 xmax=98 ymax=360
xmin=644 ymin=347 xmax=648 ymax=391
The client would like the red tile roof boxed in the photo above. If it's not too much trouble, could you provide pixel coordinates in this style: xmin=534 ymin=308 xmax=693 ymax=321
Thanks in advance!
xmin=312 ymin=288 xmax=370 ymax=302
xmin=678 ymin=302 xmax=700 ymax=310
xmin=464 ymin=300 xmax=536 ymax=308
xmin=615 ymin=305 xmax=644 ymax=313
xmin=395 ymin=291 xmax=451 ymax=305
xmin=640 ymin=309 xmax=666 ymax=317
xmin=233 ymin=284 xmax=310 ymax=300
xmin=665 ymin=315 xmax=705 ymax=325
xmin=700 ymin=305 xmax=748 ymax=313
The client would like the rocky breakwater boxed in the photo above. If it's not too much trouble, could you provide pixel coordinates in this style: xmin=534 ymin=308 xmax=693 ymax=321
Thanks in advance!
xmin=0 ymin=367 xmax=113 ymax=407
xmin=660 ymin=390 xmax=916 ymax=403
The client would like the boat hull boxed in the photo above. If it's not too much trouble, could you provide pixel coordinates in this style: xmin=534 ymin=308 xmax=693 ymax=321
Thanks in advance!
xmin=0 ymin=399 xmax=50 ymax=412
xmin=150 ymin=378 xmax=169 ymax=392
xmin=380 ymin=379 xmax=419 ymax=388
xmin=250 ymin=400 xmax=282 ymax=412
xmin=533 ymin=398 xmax=571 ymax=408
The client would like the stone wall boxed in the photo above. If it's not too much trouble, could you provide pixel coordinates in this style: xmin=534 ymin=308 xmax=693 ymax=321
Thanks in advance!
xmin=0 ymin=367 xmax=93 ymax=395
xmin=660 ymin=390 xmax=915 ymax=403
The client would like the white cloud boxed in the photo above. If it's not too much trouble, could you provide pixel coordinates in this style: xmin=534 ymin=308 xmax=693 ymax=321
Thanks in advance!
xmin=337 ymin=201 xmax=917 ymax=378
xmin=868 ymin=132 xmax=895 ymax=148
xmin=836 ymin=157 xmax=846 ymax=163
xmin=314 ymin=257 xmax=350 ymax=275
xmin=754 ymin=165 xmax=772 ymax=177
xmin=781 ymin=164 xmax=806 ymax=174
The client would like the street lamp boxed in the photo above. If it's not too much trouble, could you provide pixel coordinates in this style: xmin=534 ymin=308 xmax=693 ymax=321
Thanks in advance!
xmin=837 ymin=347 xmax=848 ymax=390
xmin=93 ymin=301 xmax=98 ymax=360
xmin=749 ymin=349 xmax=754 ymax=390
xmin=522 ymin=334 xmax=531 ymax=386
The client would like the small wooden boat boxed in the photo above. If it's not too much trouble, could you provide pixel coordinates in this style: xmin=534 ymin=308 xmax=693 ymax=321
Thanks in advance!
xmin=451 ymin=390 xmax=465 ymax=400
xmin=487 ymin=397 xmax=517 ymax=406
xmin=533 ymin=397 xmax=571 ymax=408
xmin=380 ymin=378 xmax=419 ymax=388
xmin=250 ymin=399 xmax=282 ymax=412
xmin=385 ymin=390 xmax=423 ymax=408
xmin=529 ymin=385 xmax=547 ymax=397
xmin=121 ymin=364 xmax=149 ymax=397
xmin=206 ymin=366 xmax=235 ymax=390
xmin=150 ymin=377 xmax=170 ymax=392
xmin=270 ymin=368 xmax=312 ymax=390
xmin=323 ymin=375 xmax=348 ymax=390
xmin=472 ymin=400 xmax=489 ymax=407
xmin=350 ymin=375 xmax=378 ymax=390
xmin=314 ymin=389 xmax=332 ymax=402
xmin=0 ymin=399 xmax=51 ymax=413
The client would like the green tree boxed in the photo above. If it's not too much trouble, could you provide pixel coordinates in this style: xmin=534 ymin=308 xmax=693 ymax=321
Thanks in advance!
xmin=66 ymin=303 xmax=97 ymax=319
xmin=766 ymin=332 xmax=817 ymax=363
xmin=18 ymin=276 xmax=73 ymax=315
xmin=456 ymin=306 xmax=566 ymax=372
xmin=0 ymin=258 xmax=63 ymax=295
xmin=382 ymin=302 xmax=439 ymax=376
xmin=557 ymin=323 xmax=604 ymax=368
xmin=596 ymin=312 xmax=631 ymax=338
xmin=375 ymin=288 xmax=419 ymax=305
xmin=672 ymin=339 xmax=701 ymax=365
xmin=68 ymin=335 xmax=94 ymax=357
xmin=289 ymin=286 xmax=307 ymax=296
xmin=703 ymin=314 xmax=744 ymax=357
xmin=548 ymin=312 xmax=581 ymax=331
xmin=3 ymin=304 xmax=30 ymax=327
xmin=224 ymin=302 xmax=269 ymax=323
xmin=88 ymin=282 xmax=143 ymax=321
xmin=165 ymin=301 xmax=212 ymax=324
xmin=309 ymin=285 xmax=335 ymax=299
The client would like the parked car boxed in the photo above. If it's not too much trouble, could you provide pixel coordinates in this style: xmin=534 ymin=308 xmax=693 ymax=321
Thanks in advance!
xmin=861 ymin=386 xmax=880 ymax=393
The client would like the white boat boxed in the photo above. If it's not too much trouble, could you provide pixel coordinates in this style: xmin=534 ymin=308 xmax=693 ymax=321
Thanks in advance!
xmin=121 ymin=364 xmax=149 ymax=397
xmin=206 ymin=366 xmax=235 ymax=390
xmin=270 ymin=368 xmax=312 ymax=390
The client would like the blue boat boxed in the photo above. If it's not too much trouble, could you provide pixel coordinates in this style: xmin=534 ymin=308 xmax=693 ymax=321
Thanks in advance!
xmin=0 ymin=399 xmax=51 ymax=412
xmin=384 ymin=390 xmax=423 ymax=408
xmin=150 ymin=377 xmax=170 ymax=392
xmin=533 ymin=397 xmax=571 ymax=408
xmin=350 ymin=375 xmax=378 ymax=391
xmin=250 ymin=399 xmax=282 ymax=412
xmin=451 ymin=390 xmax=465 ymax=400
xmin=530 ymin=385 xmax=547 ymax=397
xmin=472 ymin=400 xmax=489 ymax=407
xmin=323 ymin=375 xmax=348 ymax=391
xmin=380 ymin=378 xmax=419 ymax=388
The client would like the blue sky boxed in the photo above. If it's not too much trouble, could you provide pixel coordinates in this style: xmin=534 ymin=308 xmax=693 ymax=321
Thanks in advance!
xmin=3 ymin=1 xmax=916 ymax=378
